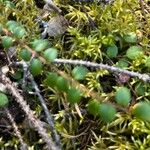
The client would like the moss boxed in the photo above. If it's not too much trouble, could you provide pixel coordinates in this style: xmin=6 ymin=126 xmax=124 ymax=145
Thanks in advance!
xmin=0 ymin=0 xmax=150 ymax=149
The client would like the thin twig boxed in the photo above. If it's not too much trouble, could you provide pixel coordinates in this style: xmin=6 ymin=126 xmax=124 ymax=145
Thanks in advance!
xmin=10 ymin=61 xmax=126 ymax=112
xmin=5 ymin=108 xmax=28 ymax=150
xmin=4 ymin=28 xmax=148 ymax=83
xmin=29 ymin=75 xmax=61 ymax=148
xmin=0 ymin=73 xmax=59 ymax=150
xmin=53 ymin=59 xmax=150 ymax=82
xmin=11 ymin=61 xmax=61 ymax=148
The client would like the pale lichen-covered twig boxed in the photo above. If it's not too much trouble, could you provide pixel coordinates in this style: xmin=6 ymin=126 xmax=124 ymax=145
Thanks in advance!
xmin=53 ymin=59 xmax=150 ymax=82
xmin=29 ymin=75 xmax=61 ymax=148
xmin=0 ymin=73 xmax=60 ymax=150
xmin=5 ymin=108 xmax=28 ymax=150
xmin=10 ymin=61 xmax=61 ymax=149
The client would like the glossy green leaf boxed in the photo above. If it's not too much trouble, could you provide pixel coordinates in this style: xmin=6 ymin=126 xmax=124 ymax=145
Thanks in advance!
xmin=11 ymin=71 xmax=22 ymax=80
xmin=20 ymin=48 xmax=31 ymax=61
xmin=98 ymin=103 xmax=116 ymax=123
xmin=0 ymin=24 xmax=3 ymax=33
xmin=6 ymin=20 xmax=19 ymax=32
xmin=116 ymin=60 xmax=128 ymax=69
xmin=126 ymin=46 xmax=143 ymax=60
xmin=135 ymin=83 xmax=146 ymax=96
xmin=106 ymin=45 xmax=118 ymax=58
xmin=4 ymin=0 xmax=15 ymax=8
xmin=2 ymin=36 xmax=13 ymax=48
xmin=0 ymin=93 xmax=9 ymax=107
xmin=13 ymin=26 xmax=26 ymax=38
xmin=31 ymin=39 xmax=49 ymax=52
xmin=145 ymin=57 xmax=150 ymax=69
xmin=43 ymin=48 xmax=57 ymax=62
xmin=87 ymin=100 xmax=100 ymax=116
xmin=132 ymin=102 xmax=150 ymax=121
xmin=72 ymin=66 xmax=88 ymax=80
xmin=115 ymin=87 xmax=131 ymax=106
xmin=123 ymin=32 xmax=137 ymax=43
xmin=56 ymin=76 xmax=69 ymax=92
xmin=29 ymin=58 xmax=43 ymax=76
xmin=44 ymin=72 xmax=58 ymax=87
xmin=67 ymin=88 xmax=82 ymax=104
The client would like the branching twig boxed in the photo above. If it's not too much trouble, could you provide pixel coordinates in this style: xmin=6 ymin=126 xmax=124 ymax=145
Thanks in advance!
xmin=53 ymin=59 xmax=150 ymax=82
xmin=5 ymin=108 xmax=28 ymax=150
xmin=0 ymin=73 xmax=59 ymax=150
xmin=22 ymin=44 xmax=150 ymax=83
xmin=29 ymin=75 xmax=61 ymax=148
xmin=10 ymin=61 xmax=61 ymax=149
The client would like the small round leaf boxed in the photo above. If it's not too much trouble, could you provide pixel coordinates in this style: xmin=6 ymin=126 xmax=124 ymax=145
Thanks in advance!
xmin=72 ymin=66 xmax=88 ymax=80
xmin=145 ymin=57 xmax=150 ymax=69
xmin=135 ymin=83 xmax=146 ymax=96
xmin=29 ymin=58 xmax=43 ymax=76
xmin=115 ymin=87 xmax=131 ymax=106
xmin=44 ymin=72 xmax=58 ymax=87
xmin=123 ymin=32 xmax=137 ymax=43
xmin=20 ymin=48 xmax=31 ymax=61
xmin=116 ymin=60 xmax=128 ymax=69
xmin=126 ymin=46 xmax=143 ymax=60
xmin=2 ymin=36 xmax=13 ymax=48
xmin=56 ymin=76 xmax=69 ymax=92
xmin=31 ymin=39 xmax=49 ymax=52
xmin=6 ymin=21 xmax=19 ymax=32
xmin=0 ymin=93 xmax=9 ymax=107
xmin=13 ymin=26 xmax=26 ymax=38
xmin=67 ymin=88 xmax=82 ymax=104
xmin=132 ymin=102 xmax=150 ymax=121
xmin=106 ymin=45 xmax=118 ymax=58
xmin=4 ymin=1 xmax=15 ymax=8
xmin=87 ymin=100 xmax=100 ymax=116
xmin=43 ymin=48 xmax=57 ymax=62
xmin=0 ymin=24 xmax=3 ymax=33
xmin=98 ymin=103 xmax=116 ymax=123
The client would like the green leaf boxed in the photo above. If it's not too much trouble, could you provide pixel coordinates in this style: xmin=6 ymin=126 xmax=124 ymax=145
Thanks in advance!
xmin=87 ymin=100 xmax=100 ymax=116
xmin=145 ymin=56 xmax=150 ymax=69
xmin=44 ymin=72 xmax=58 ymax=87
xmin=126 ymin=46 xmax=143 ymax=60
xmin=43 ymin=48 xmax=57 ymax=62
xmin=0 ymin=93 xmax=9 ymax=107
xmin=4 ymin=0 xmax=15 ymax=8
xmin=56 ymin=76 xmax=69 ymax=92
xmin=31 ymin=39 xmax=50 ymax=52
xmin=106 ymin=45 xmax=118 ymax=58
xmin=98 ymin=103 xmax=116 ymax=123
xmin=132 ymin=102 xmax=150 ymax=121
xmin=29 ymin=58 xmax=43 ymax=76
xmin=135 ymin=83 xmax=146 ymax=96
xmin=20 ymin=48 xmax=31 ymax=61
xmin=115 ymin=87 xmax=131 ymax=106
xmin=72 ymin=66 xmax=88 ymax=80
xmin=6 ymin=21 xmax=19 ymax=32
xmin=11 ymin=71 xmax=22 ymax=80
xmin=13 ymin=26 xmax=26 ymax=38
xmin=67 ymin=88 xmax=82 ymax=105
xmin=123 ymin=32 xmax=137 ymax=43
xmin=2 ymin=36 xmax=13 ymax=48
xmin=116 ymin=60 xmax=129 ymax=69
xmin=0 ymin=24 xmax=3 ymax=33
